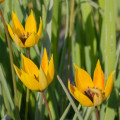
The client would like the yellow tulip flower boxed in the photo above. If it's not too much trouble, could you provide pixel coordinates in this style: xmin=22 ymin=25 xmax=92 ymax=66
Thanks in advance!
xmin=0 ymin=0 xmax=5 ymax=3
xmin=14 ymin=48 xmax=54 ymax=91
xmin=68 ymin=60 xmax=114 ymax=107
xmin=7 ymin=10 xmax=42 ymax=48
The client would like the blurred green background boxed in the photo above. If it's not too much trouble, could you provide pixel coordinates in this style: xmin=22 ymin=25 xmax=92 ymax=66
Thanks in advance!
xmin=0 ymin=0 xmax=120 ymax=119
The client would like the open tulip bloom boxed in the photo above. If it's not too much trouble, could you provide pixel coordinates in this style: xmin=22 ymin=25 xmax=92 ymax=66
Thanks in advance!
xmin=7 ymin=10 xmax=42 ymax=48
xmin=68 ymin=60 xmax=114 ymax=107
xmin=14 ymin=49 xmax=54 ymax=91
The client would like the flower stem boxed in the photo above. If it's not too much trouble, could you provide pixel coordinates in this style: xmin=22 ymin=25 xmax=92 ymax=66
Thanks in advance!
xmin=25 ymin=48 xmax=30 ymax=120
xmin=41 ymin=92 xmax=52 ymax=120
xmin=0 ymin=8 xmax=19 ymax=109
xmin=95 ymin=106 xmax=99 ymax=120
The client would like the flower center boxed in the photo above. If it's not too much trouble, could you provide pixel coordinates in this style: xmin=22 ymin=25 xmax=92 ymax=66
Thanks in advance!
xmin=20 ymin=32 xmax=31 ymax=44
xmin=84 ymin=87 xmax=105 ymax=106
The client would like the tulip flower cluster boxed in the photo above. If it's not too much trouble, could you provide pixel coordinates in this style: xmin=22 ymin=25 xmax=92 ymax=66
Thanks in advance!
xmin=5 ymin=5 xmax=114 ymax=120
xmin=7 ymin=10 xmax=114 ymax=107
xmin=7 ymin=10 xmax=54 ymax=91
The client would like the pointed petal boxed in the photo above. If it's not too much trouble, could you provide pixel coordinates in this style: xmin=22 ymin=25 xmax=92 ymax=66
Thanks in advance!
xmin=93 ymin=60 xmax=104 ymax=92
xmin=37 ymin=17 xmax=42 ymax=39
xmin=39 ymin=66 xmax=48 ymax=91
xmin=68 ymin=81 xmax=94 ymax=107
xmin=47 ymin=54 xmax=54 ymax=85
xmin=7 ymin=24 xmax=15 ymax=41
xmin=14 ymin=34 xmax=25 ymax=47
xmin=25 ymin=10 xmax=37 ymax=34
xmin=41 ymin=48 xmax=48 ymax=75
xmin=21 ymin=54 xmax=39 ymax=77
xmin=14 ymin=65 xmax=39 ymax=90
xmin=90 ymin=88 xmax=103 ymax=106
xmin=12 ymin=12 xmax=24 ymax=36
xmin=74 ymin=65 xmax=94 ymax=93
xmin=25 ymin=33 xmax=38 ymax=47
xmin=104 ymin=71 xmax=114 ymax=100
xmin=93 ymin=94 xmax=103 ymax=106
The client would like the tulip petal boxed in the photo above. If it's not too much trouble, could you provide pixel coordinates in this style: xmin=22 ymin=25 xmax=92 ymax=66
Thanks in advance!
xmin=104 ymin=71 xmax=114 ymax=100
xmin=68 ymin=80 xmax=94 ymax=107
xmin=39 ymin=66 xmax=48 ymax=91
xmin=47 ymin=54 xmax=54 ymax=84
xmin=25 ymin=10 xmax=37 ymax=34
xmin=12 ymin=12 xmax=24 ymax=36
xmin=7 ymin=24 xmax=15 ymax=41
xmin=25 ymin=33 xmax=38 ymax=47
xmin=41 ymin=48 xmax=48 ymax=75
xmin=37 ymin=17 xmax=42 ymax=39
xmin=74 ymin=65 xmax=94 ymax=93
xmin=14 ymin=34 xmax=25 ymax=47
xmin=21 ymin=54 xmax=39 ymax=77
xmin=14 ymin=65 xmax=39 ymax=90
xmin=93 ymin=60 xmax=104 ymax=92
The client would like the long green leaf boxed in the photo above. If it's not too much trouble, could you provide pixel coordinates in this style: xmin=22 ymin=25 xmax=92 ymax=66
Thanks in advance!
xmin=81 ymin=1 xmax=97 ymax=75
xmin=100 ymin=0 xmax=116 ymax=119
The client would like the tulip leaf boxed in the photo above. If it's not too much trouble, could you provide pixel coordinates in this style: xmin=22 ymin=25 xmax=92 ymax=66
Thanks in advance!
xmin=100 ymin=0 xmax=116 ymax=119
xmin=81 ymin=1 xmax=97 ymax=75
xmin=51 ymin=0 xmax=61 ymax=70
xmin=98 ymin=0 xmax=104 ymax=10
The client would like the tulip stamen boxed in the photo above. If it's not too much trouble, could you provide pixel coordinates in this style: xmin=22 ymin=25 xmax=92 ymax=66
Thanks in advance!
xmin=20 ymin=32 xmax=31 ymax=44
xmin=34 ymin=74 xmax=39 ymax=81
xmin=84 ymin=88 xmax=95 ymax=102
xmin=84 ymin=87 xmax=105 ymax=105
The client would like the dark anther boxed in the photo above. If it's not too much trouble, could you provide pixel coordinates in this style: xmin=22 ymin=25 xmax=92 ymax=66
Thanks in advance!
xmin=34 ymin=74 xmax=39 ymax=81
xmin=20 ymin=33 xmax=31 ymax=44
xmin=20 ymin=34 xmax=27 ymax=44
xmin=84 ymin=90 xmax=94 ymax=102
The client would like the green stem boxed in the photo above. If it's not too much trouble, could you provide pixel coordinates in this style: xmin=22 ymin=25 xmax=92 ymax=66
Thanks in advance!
xmin=41 ymin=92 xmax=52 ymax=120
xmin=0 ymin=8 xmax=19 ymax=109
xmin=25 ymin=48 xmax=30 ymax=120
xmin=95 ymin=106 xmax=99 ymax=120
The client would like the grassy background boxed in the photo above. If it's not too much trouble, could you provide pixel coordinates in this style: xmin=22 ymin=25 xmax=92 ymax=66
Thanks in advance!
xmin=0 ymin=0 xmax=120 ymax=119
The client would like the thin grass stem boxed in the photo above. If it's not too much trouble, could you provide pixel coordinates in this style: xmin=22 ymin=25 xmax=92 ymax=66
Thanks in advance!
xmin=0 ymin=8 xmax=19 ymax=109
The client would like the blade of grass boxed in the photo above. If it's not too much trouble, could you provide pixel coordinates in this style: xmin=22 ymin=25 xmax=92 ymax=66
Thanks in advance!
xmin=73 ymin=104 xmax=81 ymax=120
xmin=57 ymin=74 xmax=83 ymax=120
xmin=60 ymin=103 xmax=71 ymax=120
xmin=84 ymin=107 xmax=94 ymax=120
